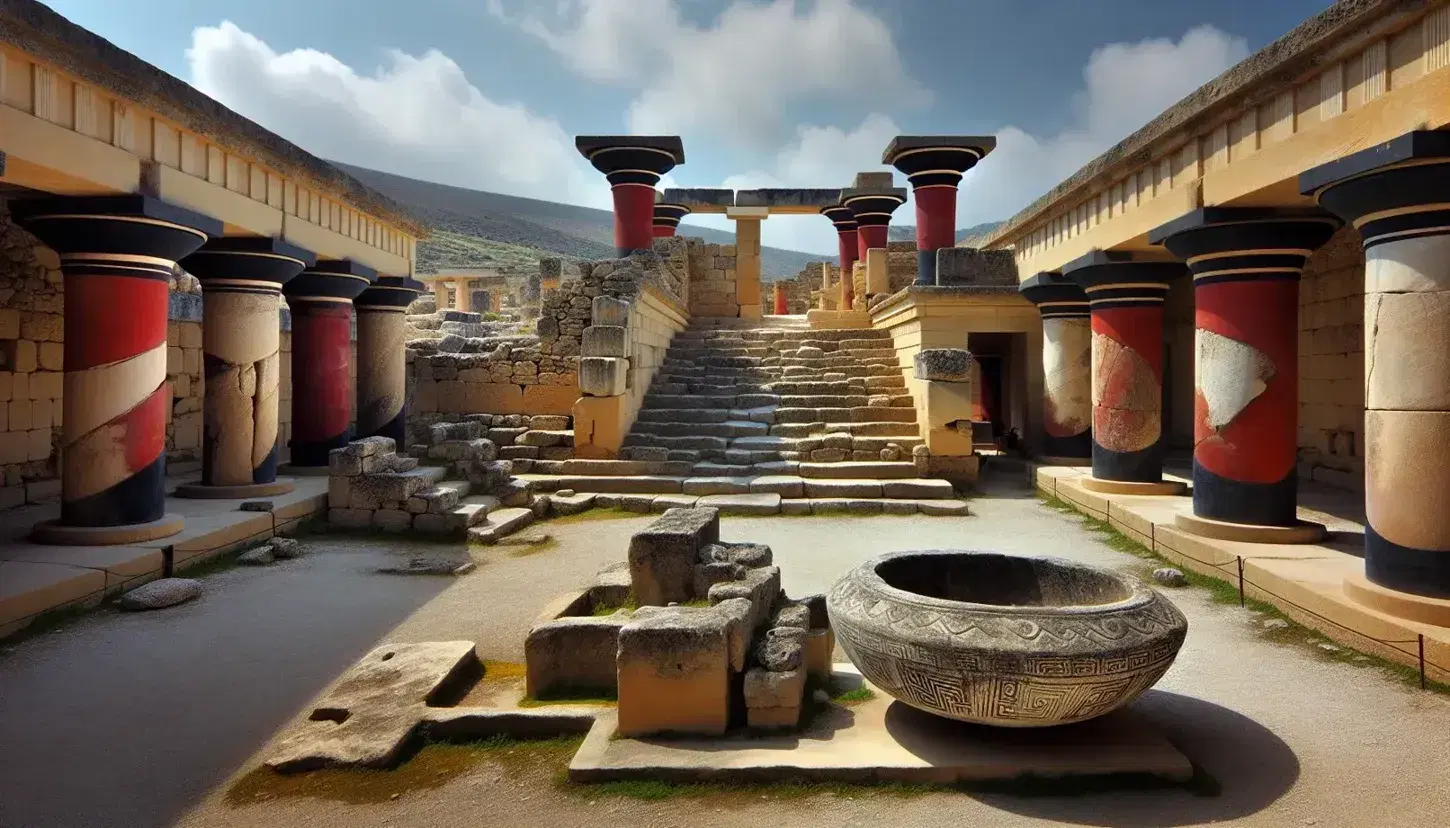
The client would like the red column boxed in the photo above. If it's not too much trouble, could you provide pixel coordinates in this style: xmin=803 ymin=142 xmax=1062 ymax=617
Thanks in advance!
xmin=885 ymin=139 xmax=993 ymax=285
xmin=653 ymin=202 xmax=689 ymax=238
xmin=841 ymin=191 xmax=906 ymax=295
xmin=1063 ymin=252 xmax=1185 ymax=492
xmin=821 ymin=205 xmax=859 ymax=309
xmin=857 ymin=224 xmax=888 ymax=263
xmin=576 ymin=137 xmax=684 ymax=257
xmin=773 ymin=282 xmax=788 ymax=315
xmin=282 ymin=260 xmax=375 ymax=468
xmin=11 ymin=195 xmax=219 ymax=544
xmin=1155 ymin=208 xmax=1339 ymax=532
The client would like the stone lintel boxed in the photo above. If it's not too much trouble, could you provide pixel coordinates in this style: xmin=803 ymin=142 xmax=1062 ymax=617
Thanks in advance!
xmin=660 ymin=188 xmax=733 ymax=212
xmin=725 ymin=206 xmax=769 ymax=220
xmin=734 ymin=189 xmax=842 ymax=212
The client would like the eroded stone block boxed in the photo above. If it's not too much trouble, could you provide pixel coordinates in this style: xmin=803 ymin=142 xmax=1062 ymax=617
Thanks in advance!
xmin=592 ymin=296 xmax=630 ymax=327
xmin=628 ymin=507 xmax=720 ymax=606
xmin=580 ymin=356 xmax=628 ymax=397
xmin=913 ymin=348 xmax=973 ymax=382
xmin=582 ymin=325 xmax=629 ymax=358
xmin=617 ymin=608 xmax=731 ymax=738
xmin=525 ymin=615 xmax=629 ymax=699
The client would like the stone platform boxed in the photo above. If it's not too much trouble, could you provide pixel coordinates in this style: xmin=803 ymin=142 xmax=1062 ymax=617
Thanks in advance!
xmin=569 ymin=666 xmax=1192 ymax=785
xmin=0 ymin=470 xmax=329 ymax=638
xmin=1035 ymin=463 xmax=1450 ymax=683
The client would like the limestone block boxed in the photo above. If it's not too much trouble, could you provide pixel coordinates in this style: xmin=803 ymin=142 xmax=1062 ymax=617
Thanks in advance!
xmin=580 ymin=357 xmax=628 ymax=397
xmin=914 ymin=348 xmax=974 ymax=382
xmin=372 ymin=509 xmax=413 ymax=533
xmin=328 ymin=476 xmax=352 ymax=508
xmin=772 ymin=604 xmax=811 ymax=630
xmin=923 ymin=380 xmax=976 ymax=432
xmin=693 ymin=561 xmax=746 ymax=598
xmin=708 ymin=565 xmax=781 ymax=632
xmin=592 ymin=296 xmax=630 ymax=327
xmin=754 ymin=626 xmax=805 ymax=672
xmin=345 ymin=436 xmax=396 ymax=457
xmin=627 ymin=507 xmax=721 ymax=606
xmin=744 ymin=666 xmax=806 ymax=710
xmin=525 ymin=614 xmax=629 ymax=699
xmin=865 ymin=247 xmax=889 ymax=295
xmin=517 ymin=430 xmax=572 ymax=448
xmin=700 ymin=541 xmax=773 ymax=569
xmin=529 ymin=415 xmax=571 ymax=431
xmin=582 ymin=325 xmax=629 ymax=358
xmin=712 ymin=597 xmax=753 ymax=672
xmin=328 ymin=450 xmax=363 ymax=477
xmin=329 ymin=508 xmax=374 ymax=529
xmin=746 ymin=704 xmax=801 ymax=730
xmin=617 ymin=608 xmax=731 ymax=738
xmin=804 ymin=628 xmax=834 ymax=681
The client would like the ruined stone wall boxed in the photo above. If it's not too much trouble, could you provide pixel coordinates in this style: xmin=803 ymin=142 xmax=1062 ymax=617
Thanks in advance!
xmin=886 ymin=241 xmax=917 ymax=294
xmin=758 ymin=270 xmax=814 ymax=315
xmin=684 ymin=237 xmax=739 ymax=317
xmin=1297 ymin=227 xmax=1364 ymax=491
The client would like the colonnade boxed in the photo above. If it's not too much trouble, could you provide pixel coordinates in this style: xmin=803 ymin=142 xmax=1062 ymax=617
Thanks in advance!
xmin=10 ymin=194 xmax=421 ymax=545
xmin=1018 ymin=128 xmax=1450 ymax=609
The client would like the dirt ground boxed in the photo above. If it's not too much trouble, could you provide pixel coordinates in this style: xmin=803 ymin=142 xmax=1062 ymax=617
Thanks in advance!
xmin=2 ymin=473 xmax=1448 ymax=828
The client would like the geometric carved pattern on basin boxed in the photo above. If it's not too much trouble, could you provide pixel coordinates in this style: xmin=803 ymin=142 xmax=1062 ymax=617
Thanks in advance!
xmin=828 ymin=550 xmax=1187 ymax=727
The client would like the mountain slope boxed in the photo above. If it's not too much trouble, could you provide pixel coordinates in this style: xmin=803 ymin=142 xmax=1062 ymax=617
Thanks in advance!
xmin=888 ymin=221 xmax=1002 ymax=247
xmin=333 ymin=162 xmax=826 ymax=277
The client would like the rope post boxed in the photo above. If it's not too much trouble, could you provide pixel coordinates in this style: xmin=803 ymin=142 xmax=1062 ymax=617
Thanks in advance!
xmin=1420 ymin=634 xmax=1427 ymax=690
xmin=1237 ymin=556 xmax=1245 ymax=607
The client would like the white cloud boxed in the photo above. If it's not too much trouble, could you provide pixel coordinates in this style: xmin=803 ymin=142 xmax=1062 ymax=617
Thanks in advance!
xmin=956 ymin=24 xmax=1250 ymax=229
xmin=186 ymin=21 xmax=607 ymax=208
xmin=493 ymin=0 xmax=927 ymax=150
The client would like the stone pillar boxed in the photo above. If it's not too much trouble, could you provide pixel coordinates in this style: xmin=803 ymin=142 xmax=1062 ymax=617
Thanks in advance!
xmin=282 ymin=260 xmax=375 ymax=471
xmin=577 ymin=136 xmax=685 ymax=257
xmin=1304 ymin=131 xmax=1450 ymax=606
xmin=733 ymin=214 xmax=763 ymax=318
xmin=840 ymin=174 xmax=906 ymax=267
xmin=653 ymin=200 xmax=689 ymax=238
xmin=175 ymin=238 xmax=315 ymax=499
xmin=884 ymin=136 xmax=995 ymax=286
xmin=820 ymin=205 xmax=858 ymax=309
xmin=1063 ymin=251 xmax=1187 ymax=495
xmin=356 ymin=276 xmax=423 ymax=445
xmin=1019 ymin=272 xmax=1091 ymax=463
xmin=430 ymin=278 xmax=447 ymax=309
xmin=11 ymin=195 xmax=218 ymax=544
xmin=1152 ymin=207 xmax=1340 ymax=542
xmin=454 ymin=279 xmax=472 ymax=312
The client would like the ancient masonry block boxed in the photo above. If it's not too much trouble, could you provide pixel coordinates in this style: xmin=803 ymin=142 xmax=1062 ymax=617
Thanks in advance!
xmin=627 ymin=507 xmax=721 ymax=606
xmin=913 ymin=348 xmax=973 ymax=382
xmin=617 ymin=607 xmax=732 ymax=738
xmin=525 ymin=614 xmax=630 ymax=699
xmin=592 ymin=295 xmax=630 ymax=327
xmin=582 ymin=325 xmax=629 ymax=358
xmin=579 ymin=356 xmax=628 ymax=397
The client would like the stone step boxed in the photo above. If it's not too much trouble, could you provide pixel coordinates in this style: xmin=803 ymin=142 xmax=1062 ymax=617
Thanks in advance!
xmin=797 ymin=461 xmax=918 ymax=480
xmin=558 ymin=459 xmax=696 ymax=476
xmin=849 ymin=435 xmax=925 ymax=452
xmin=621 ymin=434 xmax=731 ymax=451
xmin=629 ymin=420 xmax=770 ymax=439
xmin=438 ymin=494 xmax=500 ymax=533
xmin=641 ymin=394 xmax=738 ymax=409
xmin=768 ymin=421 xmax=921 ymax=439
xmin=467 ymin=506 xmax=535 ymax=544
xmin=549 ymin=491 xmax=968 ymax=516
xmin=773 ymin=407 xmax=918 ymax=425
xmin=515 ymin=474 xmax=686 ymax=494
xmin=635 ymin=408 xmax=732 ymax=424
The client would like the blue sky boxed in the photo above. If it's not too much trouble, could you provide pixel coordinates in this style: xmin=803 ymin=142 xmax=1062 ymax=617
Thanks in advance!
xmin=43 ymin=0 xmax=1333 ymax=254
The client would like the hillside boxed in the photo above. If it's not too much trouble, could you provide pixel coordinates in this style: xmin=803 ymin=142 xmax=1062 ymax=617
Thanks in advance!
xmin=332 ymin=162 xmax=826 ymax=278
xmin=888 ymin=221 xmax=1002 ymax=247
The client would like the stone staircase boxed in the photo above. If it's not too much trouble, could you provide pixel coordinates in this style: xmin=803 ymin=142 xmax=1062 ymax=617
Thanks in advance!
xmin=513 ymin=318 xmax=969 ymax=516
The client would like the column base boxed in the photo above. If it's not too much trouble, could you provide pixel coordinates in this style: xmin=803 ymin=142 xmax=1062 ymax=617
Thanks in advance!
xmin=1036 ymin=455 xmax=1092 ymax=467
xmin=1080 ymin=477 xmax=1187 ymax=496
xmin=1174 ymin=512 xmax=1326 ymax=545
xmin=31 ymin=514 xmax=185 ymax=546
xmin=1343 ymin=571 xmax=1450 ymax=626
xmin=173 ymin=480 xmax=297 ymax=499
xmin=276 ymin=464 xmax=331 ymax=478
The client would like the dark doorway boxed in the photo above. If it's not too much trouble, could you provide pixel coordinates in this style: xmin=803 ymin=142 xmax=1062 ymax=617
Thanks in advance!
xmin=977 ymin=355 xmax=1005 ymax=438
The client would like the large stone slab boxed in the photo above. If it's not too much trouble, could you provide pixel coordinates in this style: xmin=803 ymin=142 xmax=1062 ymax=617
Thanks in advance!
xmin=616 ymin=607 xmax=731 ymax=738
xmin=696 ymin=493 xmax=782 ymax=515
xmin=570 ymin=667 xmax=1193 ymax=784
xmin=526 ymin=615 xmax=630 ymax=699
xmin=627 ymin=507 xmax=721 ymax=606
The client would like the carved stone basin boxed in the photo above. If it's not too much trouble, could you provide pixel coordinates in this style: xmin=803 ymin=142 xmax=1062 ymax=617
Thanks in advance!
xmin=827 ymin=550 xmax=1187 ymax=727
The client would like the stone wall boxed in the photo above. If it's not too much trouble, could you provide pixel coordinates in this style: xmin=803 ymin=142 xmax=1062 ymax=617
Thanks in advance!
xmin=759 ymin=270 xmax=814 ymax=316
xmin=684 ymin=238 xmax=739 ymax=317
xmin=1297 ymin=226 xmax=1365 ymax=491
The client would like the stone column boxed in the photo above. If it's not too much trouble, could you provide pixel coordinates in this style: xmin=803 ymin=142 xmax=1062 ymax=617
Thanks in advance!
xmin=430 ymin=278 xmax=447 ymax=309
xmin=454 ymin=279 xmax=472 ymax=312
xmin=884 ymin=136 xmax=995 ymax=285
xmin=355 ymin=277 xmax=423 ymax=445
xmin=820 ymin=205 xmax=858 ymax=309
xmin=1019 ymin=272 xmax=1091 ymax=463
xmin=11 ymin=195 xmax=218 ymax=544
xmin=653 ymin=201 xmax=689 ymax=238
xmin=282 ymin=260 xmax=375 ymax=471
xmin=1063 ymin=251 xmax=1187 ymax=495
xmin=1152 ymin=207 xmax=1340 ymax=543
xmin=175 ymin=238 xmax=315 ymax=499
xmin=576 ymin=136 xmax=685 ymax=257
xmin=1304 ymin=131 xmax=1450 ymax=607
xmin=733 ymin=213 xmax=763 ymax=318
xmin=773 ymin=282 xmax=788 ymax=315
xmin=840 ymin=173 xmax=907 ymax=268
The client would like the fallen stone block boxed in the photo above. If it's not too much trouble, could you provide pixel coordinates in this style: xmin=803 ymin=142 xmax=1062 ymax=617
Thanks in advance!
xmin=238 ymin=545 xmax=275 ymax=566
xmin=744 ymin=666 xmax=806 ymax=710
xmin=708 ymin=565 xmax=781 ymax=632
xmin=118 ymin=578 xmax=201 ymax=611
xmin=589 ymin=562 xmax=633 ymax=609
xmin=700 ymin=541 xmax=773 ymax=568
xmin=526 ymin=615 xmax=630 ymax=699
xmin=755 ymin=627 xmax=805 ymax=672
xmin=628 ymin=507 xmax=721 ymax=606
xmin=693 ymin=561 xmax=746 ymax=598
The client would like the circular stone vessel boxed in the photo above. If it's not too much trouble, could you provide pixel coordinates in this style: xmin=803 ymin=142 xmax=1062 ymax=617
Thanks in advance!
xmin=828 ymin=550 xmax=1187 ymax=727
